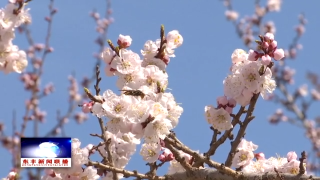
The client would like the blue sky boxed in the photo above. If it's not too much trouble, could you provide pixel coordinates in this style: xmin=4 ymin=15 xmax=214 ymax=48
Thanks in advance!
xmin=0 ymin=0 xmax=320 ymax=179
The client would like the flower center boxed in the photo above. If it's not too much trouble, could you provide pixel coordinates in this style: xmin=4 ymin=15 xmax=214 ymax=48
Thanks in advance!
xmin=290 ymin=168 xmax=299 ymax=175
xmin=174 ymin=35 xmax=181 ymax=45
xmin=121 ymin=60 xmax=131 ymax=69
xmin=148 ymin=149 xmax=156 ymax=157
xmin=124 ymin=74 xmax=133 ymax=82
xmin=147 ymin=76 xmax=154 ymax=85
xmin=114 ymin=103 xmax=123 ymax=113
xmin=217 ymin=114 xmax=226 ymax=123
xmin=247 ymin=73 xmax=256 ymax=82
xmin=240 ymin=154 xmax=248 ymax=161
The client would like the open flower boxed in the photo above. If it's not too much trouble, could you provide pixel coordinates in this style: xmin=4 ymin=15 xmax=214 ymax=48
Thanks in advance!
xmin=205 ymin=106 xmax=232 ymax=131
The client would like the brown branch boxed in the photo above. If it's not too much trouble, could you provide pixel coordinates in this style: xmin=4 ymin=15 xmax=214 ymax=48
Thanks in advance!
xmin=84 ymin=87 xmax=103 ymax=103
xmin=275 ymin=168 xmax=285 ymax=180
xmin=94 ymin=65 xmax=102 ymax=95
xmin=165 ymin=141 xmax=194 ymax=173
xmin=87 ymin=161 xmax=320 ymax=180
xmin=96 ymin=116 xmax=118 ymax=180
xmin=299 ymin=151 xmax=307 ymax=175
xmin=164 ymin=137 xmax=242 ymax=179
xmin=204 ymin=106 xmax=245 ymax=157
xmin=87 ymin=161 xmax=166 ymax=180
xmin=224 ymin=93 xmax=260 ymax=167
xmin=167 ymin=169 xmax=317 ymax=180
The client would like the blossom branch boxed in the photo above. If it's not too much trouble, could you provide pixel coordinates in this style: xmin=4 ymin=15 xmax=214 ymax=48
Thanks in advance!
xmin=87 ymin=161 xmax=166 ymax=180
xmin=94 ymin=65 xmax=102 ymax=95
xmin=224 ymin=93 xmax=260 ymax=167
xmin=14 ymin=0 xmax=32 ymax=15
xmin=205 ymin=106 xmax=246 ymax=157
xmin=164 ymin=137 xmax=242 ymax=179
xmin=165 ymin=140 xmax=194 ymax=173
xmin=20 ymin=0 xmax=56 ymax=137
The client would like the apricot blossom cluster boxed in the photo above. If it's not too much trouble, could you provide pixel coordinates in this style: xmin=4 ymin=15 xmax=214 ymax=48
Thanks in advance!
xmin=0 ymin=1 xmax=30 ymax=74
xmin=205 ymin=33 xmax=284 ymax=132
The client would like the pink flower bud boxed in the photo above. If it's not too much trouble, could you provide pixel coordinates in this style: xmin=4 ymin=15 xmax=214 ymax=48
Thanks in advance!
xmin=264 ymin=32 xmax=274 ymax=42
xmin=295 ymin=25 xmax=305 ymax=36
xmin=225 ymin=10 xmax=239 ymax=21
xmin=225 ymin=106 xmax=233 ymax=114
xmin=287 ymin=151 xmax=297 ymax=162
xmin=7 ymin=171 xmax=17 ymax=180
xmin=217 ymin=96 xmax=228 ymax=106
xmin=117 ymin=34 xmax=132 ymax=48
xmin=269 ymin=40 xmax=277 ymax=49
xmin=273 ymin=48 xmax=285 ymax=60
xmin=261 ymin=41 xmax=269 ymax=49
xmin=52 ymin=8 xmax=58 ymax=14
xmin=82 ymin=102 xmax=93 ymax=113
xmin=158 ymin=154 xmax=166 ymax=162
xmin=167 ymin=153 xmax=174 ymax=161
xmin=45 ymin=16 xmax=51 ymax=22
xmin=247 ymin=49 xmax=259 ymax=61
xmin=254 ymin=152 xmax=265 ymax=160
xmin=228 ymin=98 xmax=236 ymax=107
xmin=47 ymin=47 xmax=54 ymax=52
xmin=261 ymin=54 xmax=272 ymax=65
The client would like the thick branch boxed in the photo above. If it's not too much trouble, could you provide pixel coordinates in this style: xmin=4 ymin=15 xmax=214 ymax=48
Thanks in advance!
xmin=87 ymin=161 xmax=319 ymax=180
xmin=167 ymin=169 xmax=319 ymax=180
xmin=164 ymin=137 xmax=241 ymax=179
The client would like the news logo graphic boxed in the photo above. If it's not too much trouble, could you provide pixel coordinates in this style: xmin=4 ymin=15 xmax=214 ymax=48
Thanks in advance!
xmin=21 ymin=137 xmax=72 ymax=168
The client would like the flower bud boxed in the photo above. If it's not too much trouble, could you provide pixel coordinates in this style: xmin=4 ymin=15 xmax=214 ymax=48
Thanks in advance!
xmin=273 ymin=48 xmax=285 ymax=60
xmin=254 ymin=152 xmax=265 ymax=160
xmin=117 ymin=34 xmax=132 ymax=48
xmin=287 ymin=151 xmax=297 ymax=162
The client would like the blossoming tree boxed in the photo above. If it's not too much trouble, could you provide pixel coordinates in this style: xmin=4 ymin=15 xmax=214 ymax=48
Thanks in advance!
xmin=1 ymin=0 xmax=319 ymax=180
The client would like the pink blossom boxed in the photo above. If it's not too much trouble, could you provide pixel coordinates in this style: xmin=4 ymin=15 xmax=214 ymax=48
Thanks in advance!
xmin=225 ymin=10 xmax=239 ymax=21
xmin=232 ymin=149 xmax=254 ymax=168
xmin=287 ymin=151 xmax=298 ymax=162
xmin=264 ymin=32 xmax=274 ymax=42
xmin=217 ymin=96 xmax=228 ymax=106
xmin=297 ymin=84 xmax=308 ymax=97
xmin=82 ymin=101 xmax=94 ymax=113
xmin=228 ymin=98 xmax=236 ymax=107
xmin=231 ymin=49 xmax=247 ymax=63
xmin=204 ymin=106 xmax=232 ymax=131
xmin=273 ymin=48 xmax=285 ymax=60
xmin=117 ymin=34 xmax=132 ymax=48
xmin=269 ymin=40 xmax=277 ymax=49
xmin=225 ymin=106 xmax=233 ymax=114
xmin=166 ymin=30 xmax=183 ymax=49
xmin=296 ymin=24 xmax=305 ymax=36
xmin=261 ymin=54 xmax=271 ymax=65
xmin=254 ymin=152 xmax=265 ymax=160
xmin=280 ymin=159 xmax=303 ymax=175
xmin=311 ymin=89 xmax=320 ymax=100
xmin=267 ymin=0 xmax=282 ymax=12
xmin=261 ymin=41 xmax=269 ymax=49
xmin=247 ymin=49 xmax=259 ymax=61
xmin=158 ymin=148 xmax=174 ymax=162
xmin=234 ymin=88 xmax=253 ymax=107
xmin=238 ymin=139 xmax=258 ymax=151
